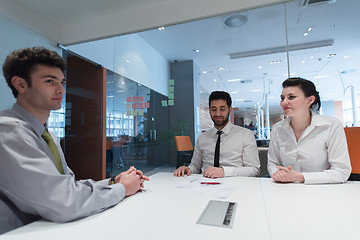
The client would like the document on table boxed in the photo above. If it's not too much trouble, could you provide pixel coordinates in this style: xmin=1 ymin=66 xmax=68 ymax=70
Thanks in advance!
xmin=175 ymin=175 xmax=238 ymax=199
xmin=197 ymin=200 xmax=237 ymax=228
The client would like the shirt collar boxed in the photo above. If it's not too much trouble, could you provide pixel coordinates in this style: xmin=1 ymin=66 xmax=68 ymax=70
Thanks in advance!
xmin=211 ymin=121 xmax=233 ymax=135
xmin=283 ymin=111 xmax=330 ymax=132
xmin=11 ymin=103 xmax=46 ymax=137
xmin=310 ymin=111 xmax=331 ymax=127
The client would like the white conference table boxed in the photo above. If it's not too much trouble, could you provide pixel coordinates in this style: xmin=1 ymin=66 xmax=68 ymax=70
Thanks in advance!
xmin=2 ymin=172 xmax=360 ymax=240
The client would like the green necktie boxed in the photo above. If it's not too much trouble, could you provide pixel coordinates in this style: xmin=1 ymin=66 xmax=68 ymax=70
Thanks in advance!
xmin=42 ymin=129 xmax=65 ymax=174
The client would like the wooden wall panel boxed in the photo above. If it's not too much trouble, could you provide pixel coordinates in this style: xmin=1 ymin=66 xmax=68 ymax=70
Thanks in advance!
xmin=64 ymin=55 xmax=106 ymax=181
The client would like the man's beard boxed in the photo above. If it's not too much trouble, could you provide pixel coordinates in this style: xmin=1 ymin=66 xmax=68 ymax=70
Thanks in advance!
xmin=211 ymin=115 xmax=229 ymax=128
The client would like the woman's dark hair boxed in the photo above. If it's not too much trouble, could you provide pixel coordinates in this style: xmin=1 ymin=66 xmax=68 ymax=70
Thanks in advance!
xmin=282 ymin=77 xmax=321 ymax=111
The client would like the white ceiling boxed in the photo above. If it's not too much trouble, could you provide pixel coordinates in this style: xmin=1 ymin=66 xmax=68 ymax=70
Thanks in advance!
xmin=2 ymin=0 xmax=282 ymax=44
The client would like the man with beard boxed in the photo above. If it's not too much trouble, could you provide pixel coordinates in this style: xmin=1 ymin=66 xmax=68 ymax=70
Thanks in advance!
xmin=174 ymin=91 xmax=260 ymax=178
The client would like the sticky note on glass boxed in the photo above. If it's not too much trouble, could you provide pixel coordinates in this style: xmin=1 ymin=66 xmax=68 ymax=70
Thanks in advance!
xmin=169 ymin=79 xmax=175 ymax=86
xmin=132 ymin=103 xmax=137 ymax=109
xmin=126 ymin=111 xmax=131 ymax=116
xmin=144 ymin=102 xmax=150 ymax=108
xmin=168 ymin=93 xmax=174 ymax=99
xmin=126 ymin=103 xmax=131 ymax=109
xmin=139 ymin=110 xmax=144 ymax=116
xmin=168 ymin=99 xmax=174 ymax=106
xmin=138 ymin=102 xmax=143 ymax=108
xmin=126 ymin=97 xmax=131 ymax=103
xmin=132 ymin=110 xmax=137 ymax=116
xmin=169 ymin=86 xmax=174 ymax=93
xmin=138 ymin=96 xmax=144 ymax=102
xmin=161 ymin=100 xmax=168 ymax=107
xmin=132 ymin=96 xmax=137 ymax=102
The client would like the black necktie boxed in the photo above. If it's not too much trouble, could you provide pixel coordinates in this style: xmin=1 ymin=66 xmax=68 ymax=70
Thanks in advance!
xmin=214 ymin=131 xmax=222 ymax=167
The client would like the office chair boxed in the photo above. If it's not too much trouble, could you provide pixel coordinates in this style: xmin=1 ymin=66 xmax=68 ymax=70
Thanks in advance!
xmin=174 ymin=136 xmax=193 ymax=168
xmin=344 ymin=127 xmax=360 ymax=181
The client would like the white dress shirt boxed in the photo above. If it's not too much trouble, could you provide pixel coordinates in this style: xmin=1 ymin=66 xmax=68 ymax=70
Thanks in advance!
xmin=188 ymin=121 xmax=260 ymax=177
xmin=267 ymin=112 xmax=351 ymax=184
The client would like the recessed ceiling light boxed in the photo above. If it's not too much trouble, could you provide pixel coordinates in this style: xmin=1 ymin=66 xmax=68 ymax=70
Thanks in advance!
xmin=193 ymin=49 xmax=200 ymax=53
xmin=251 ymin=89 xmax=262 ymax=92
xmin=224 ymin=15 xmax=248 ymax=28
xmin=107 ymin=95 xmax=114 ymax=98
xmin=126 ymin=60 xmax=130 ymax=63
xmin=230 ymin=91 xmax=238 ymax=94
xmin=228 ymin=79 xmax=242 ymax=82
xmin=304 ymin=32 xmax=309 ymax=36
xmin=218 ymin=67 xmax=225 ymax=70
xmin=258 ymin=66 xmax=262 ymax=69
xmin=344 ymin=56 xmax=350 ymax=59
xmin=213 ymin=79 xmax=217 ymax=82
xmin=202 ymin=71 xmax=207 ymax=74
xmin=158 ymin=27 xmax=165 ymax=31
xmin=310 ymin=56 xmax=314 ymax=59
xmin=301 ymin=61 xmax=305 ymax=64
xmin=283 ymin=73 xmax=296 ymax=76
xmin=307 ymin=27 xmax=312 ymax=32
xmin=314 ymin=75 xmax=328 ymax=79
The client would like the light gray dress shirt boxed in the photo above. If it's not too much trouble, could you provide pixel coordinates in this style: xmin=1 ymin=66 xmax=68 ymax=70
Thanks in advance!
xmin=267 ymin=112 xmax=352 ymax=184
xmin=188 ymin=121 xmax=260 ymax=177
xmin=0 ymin=104 xmax=125 ymax=234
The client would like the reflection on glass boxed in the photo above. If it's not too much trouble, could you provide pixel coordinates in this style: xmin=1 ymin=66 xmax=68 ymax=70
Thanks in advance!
xmin=48 ymin=97 xmax=66 ymax=138
xmin=105 ymin=70 xmax=168 ymax=177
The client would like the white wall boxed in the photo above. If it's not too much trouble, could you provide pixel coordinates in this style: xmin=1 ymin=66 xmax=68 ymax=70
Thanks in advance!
xmin=68 ymin=34 xmax=169 ymax=96
xmin=0 ymin=16 xmax=61 ymax=111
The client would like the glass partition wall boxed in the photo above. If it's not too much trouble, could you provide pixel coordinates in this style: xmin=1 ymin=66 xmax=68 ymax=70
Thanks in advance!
xmin=106 ymin=70 xmax=170 ymax=177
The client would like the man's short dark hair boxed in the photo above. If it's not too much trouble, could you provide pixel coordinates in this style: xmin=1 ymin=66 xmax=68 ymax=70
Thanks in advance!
xmin=209 ymin=91 xmax=232 ymax=108
xmin=2 ymin=47 xmax=66 ymax=98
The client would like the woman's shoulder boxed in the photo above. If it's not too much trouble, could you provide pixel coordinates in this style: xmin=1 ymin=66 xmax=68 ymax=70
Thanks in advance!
xmin=312 ymin=113 xmax=343 ymax=127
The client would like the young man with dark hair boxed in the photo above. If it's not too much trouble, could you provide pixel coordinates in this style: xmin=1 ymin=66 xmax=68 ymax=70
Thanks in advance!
xmin=174 ymin=91 xmax=260 ymax=178
xmin=0 ymin=47 xmax=149 ymax=234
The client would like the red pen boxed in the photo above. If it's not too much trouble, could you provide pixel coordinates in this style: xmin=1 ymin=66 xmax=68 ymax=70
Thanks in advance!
xmin=201 ymin=182 xmax=221 ymax=185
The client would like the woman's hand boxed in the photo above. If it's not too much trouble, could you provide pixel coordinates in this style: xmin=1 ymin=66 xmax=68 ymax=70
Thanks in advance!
xmin=272 ymin=166 xmax=305 ymax=183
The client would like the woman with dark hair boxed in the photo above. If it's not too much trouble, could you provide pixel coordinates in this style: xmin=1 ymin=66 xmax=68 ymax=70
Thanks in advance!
xmin=267 ymin=78 xmax=351 ymax=184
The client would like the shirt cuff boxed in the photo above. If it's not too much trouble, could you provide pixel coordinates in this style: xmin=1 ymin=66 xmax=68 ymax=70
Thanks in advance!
xmin=109 ymin=183 xmax=126 ymax=201
xmin=302 ymin=172 xmax=330 ymax=184
xmin=222 ymin=166 xmax=233 ymax=177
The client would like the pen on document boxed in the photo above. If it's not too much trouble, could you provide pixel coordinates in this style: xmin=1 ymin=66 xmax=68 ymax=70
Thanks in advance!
xmin=200 ymin=182 xmax=221 ymax=185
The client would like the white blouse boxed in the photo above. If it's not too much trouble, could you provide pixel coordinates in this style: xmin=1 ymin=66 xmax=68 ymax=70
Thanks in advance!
xmin=267 ymin=112 xmax=352 ymax=184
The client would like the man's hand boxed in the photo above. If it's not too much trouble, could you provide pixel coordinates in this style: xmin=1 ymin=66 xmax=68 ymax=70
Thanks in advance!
xmin=203 ymin=167 xmax=224 ymax=178
xmin=174 ymin=166 xmax=192 ymax=177
xmin=135 ymin=169 xmax=149 ymax=188
xmin=118 ymin=166 xmax=149 ymax=196
xmin=272 ymin=166 xmax=304 ymax=183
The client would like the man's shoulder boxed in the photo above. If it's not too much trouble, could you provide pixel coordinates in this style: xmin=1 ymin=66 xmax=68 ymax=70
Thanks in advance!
xmin=230 ymin=124 xmax=253 ymax=135
xmin=0 ymin=111 xmax=28 ymax=128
